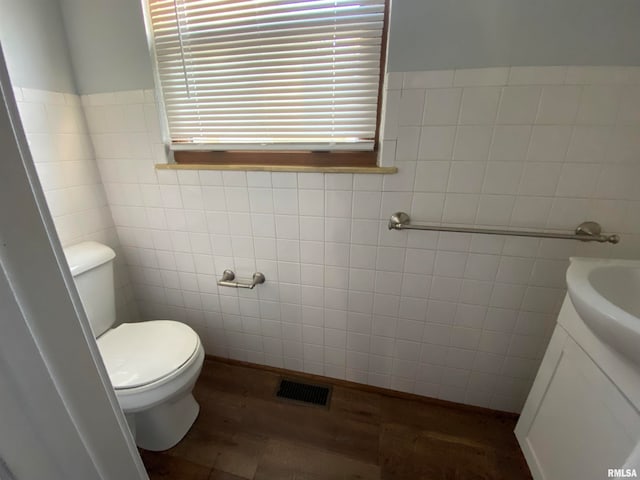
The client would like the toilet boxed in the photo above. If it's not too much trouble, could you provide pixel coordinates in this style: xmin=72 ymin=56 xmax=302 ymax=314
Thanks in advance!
xmin=63 ymin=241 xmax=204 ymax=451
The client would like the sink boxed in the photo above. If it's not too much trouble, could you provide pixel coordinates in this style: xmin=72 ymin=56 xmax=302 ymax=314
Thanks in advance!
xmin=567 ymin=257 xmax=640 ymax=366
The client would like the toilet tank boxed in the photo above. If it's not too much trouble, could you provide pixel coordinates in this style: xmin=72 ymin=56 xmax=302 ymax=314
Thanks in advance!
xmin=63 ymin=241 xmax=117 ymax=338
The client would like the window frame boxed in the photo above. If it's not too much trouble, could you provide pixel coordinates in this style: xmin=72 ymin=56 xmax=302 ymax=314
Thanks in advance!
xmin=144 ymin=0 xmax=391 ymax=169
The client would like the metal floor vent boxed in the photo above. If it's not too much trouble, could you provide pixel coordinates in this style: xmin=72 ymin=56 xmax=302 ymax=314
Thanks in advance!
xmin=276 ymin=378 xmax=332 ymax=407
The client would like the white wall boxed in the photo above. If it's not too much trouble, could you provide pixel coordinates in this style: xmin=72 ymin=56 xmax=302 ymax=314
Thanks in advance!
xmin=0 ymin=0 xmax=138 ymax=323
xmin=13 ymin=87 xmax=138 ymax=323
xmin=81 ymin=66 xmax=640 ymax=412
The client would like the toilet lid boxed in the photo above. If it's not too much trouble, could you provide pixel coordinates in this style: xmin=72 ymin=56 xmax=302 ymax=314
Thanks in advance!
xmin=97 ymin=321 xmax=199 ymax=389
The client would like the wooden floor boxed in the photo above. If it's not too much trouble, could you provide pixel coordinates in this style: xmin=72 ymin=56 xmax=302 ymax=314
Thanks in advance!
xmin=140 ymin=358 xmax=532 ymax=480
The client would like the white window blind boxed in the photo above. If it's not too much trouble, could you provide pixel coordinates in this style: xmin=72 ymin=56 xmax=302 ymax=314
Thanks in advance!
xmin=146 ymin=0 xmax=386 ymax=151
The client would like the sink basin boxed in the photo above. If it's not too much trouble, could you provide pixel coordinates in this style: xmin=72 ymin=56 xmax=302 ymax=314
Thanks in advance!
xmin=567 ymin=257 xmax=640 ymax=366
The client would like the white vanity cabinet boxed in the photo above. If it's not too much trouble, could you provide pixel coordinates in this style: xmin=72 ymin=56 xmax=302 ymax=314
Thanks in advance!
xmin=515 ymin=296 xmax=640 ymax=479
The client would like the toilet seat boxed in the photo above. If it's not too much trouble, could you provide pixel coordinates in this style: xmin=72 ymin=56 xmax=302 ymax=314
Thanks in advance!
xmin=97 ymin=320 xmax=200 ymax=390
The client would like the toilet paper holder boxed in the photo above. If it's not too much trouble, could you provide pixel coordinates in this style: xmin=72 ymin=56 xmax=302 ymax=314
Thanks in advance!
xmin=217 ymin=269 xmax=266 ymax=289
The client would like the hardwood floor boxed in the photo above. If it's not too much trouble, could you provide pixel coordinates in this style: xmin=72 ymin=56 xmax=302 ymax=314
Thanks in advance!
xmin=140 ymin=358 xmax=532 ymax=480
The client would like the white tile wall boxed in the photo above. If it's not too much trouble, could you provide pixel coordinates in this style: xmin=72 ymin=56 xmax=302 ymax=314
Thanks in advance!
xmin=14 ymin=87 xmax=138 ymax=323
xmin=79 ymin=66 xmax=640 ymax=413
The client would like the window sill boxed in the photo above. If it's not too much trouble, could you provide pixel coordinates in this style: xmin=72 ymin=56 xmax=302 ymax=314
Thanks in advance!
xmin=155 ymin=163 xmax=397 ymax=174
xmin=166 ymin=149 xmax=397 ymax=174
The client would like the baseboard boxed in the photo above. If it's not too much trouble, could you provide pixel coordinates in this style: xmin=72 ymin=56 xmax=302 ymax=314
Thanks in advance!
xmin=204 ymin=354 xmax=519 ymax=419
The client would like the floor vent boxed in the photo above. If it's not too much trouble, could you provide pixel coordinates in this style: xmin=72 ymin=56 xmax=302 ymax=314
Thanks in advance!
xmin=276 ymin=378 xmax=332 ymax=407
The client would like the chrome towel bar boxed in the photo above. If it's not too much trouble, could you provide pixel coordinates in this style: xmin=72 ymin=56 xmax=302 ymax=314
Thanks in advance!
xmin=217 ymin=269 xmax=266 ymax=289
xmin=388 ymin=212 xmax=620 ymax=244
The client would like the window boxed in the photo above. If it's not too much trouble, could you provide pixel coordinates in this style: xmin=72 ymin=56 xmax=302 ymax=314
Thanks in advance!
xmin=145 ymin=0 xmax=389 ymax=167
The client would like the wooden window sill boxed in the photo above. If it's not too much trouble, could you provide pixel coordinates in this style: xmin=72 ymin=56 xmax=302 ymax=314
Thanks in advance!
xmin=155 ymin=163 xmax=397 ymax=174
xmin=160 ymin=150 xmax=397 ymax=174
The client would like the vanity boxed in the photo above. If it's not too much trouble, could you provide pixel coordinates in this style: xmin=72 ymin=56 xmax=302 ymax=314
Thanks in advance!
xmin=516 ymin=258 xmax=640 ymax=479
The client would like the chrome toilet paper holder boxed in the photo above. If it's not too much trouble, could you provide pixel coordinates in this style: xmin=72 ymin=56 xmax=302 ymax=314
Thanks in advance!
xmin=217 ymin=269 xmax=266 ymax=289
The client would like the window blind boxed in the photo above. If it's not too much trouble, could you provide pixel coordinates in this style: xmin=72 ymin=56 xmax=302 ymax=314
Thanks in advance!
xmin=146 ymin=0 xmax=386 ymax=151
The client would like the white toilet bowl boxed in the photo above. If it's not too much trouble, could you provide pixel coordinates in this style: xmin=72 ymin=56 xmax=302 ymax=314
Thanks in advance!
xmin=97 ymin=320 xmax=205 ymax=451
